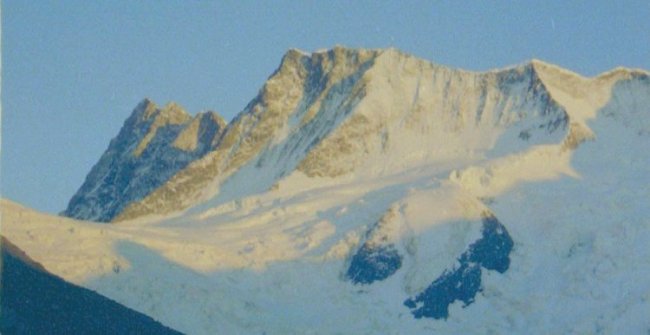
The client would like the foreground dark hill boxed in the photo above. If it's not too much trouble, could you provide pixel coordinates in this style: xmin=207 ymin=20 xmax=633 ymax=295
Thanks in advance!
xmin=0 ymin=237 xmax=183 ymax=335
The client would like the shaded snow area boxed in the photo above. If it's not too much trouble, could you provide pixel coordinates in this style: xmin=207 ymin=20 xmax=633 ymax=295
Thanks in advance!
xmin=0 ymin=237 xmax=181 ymax=334
xmin=2 ymin=49 xmax=649 ymax=334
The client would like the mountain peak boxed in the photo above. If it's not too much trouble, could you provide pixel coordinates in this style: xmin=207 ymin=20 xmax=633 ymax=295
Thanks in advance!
xmin=133 ymin=98 xmax=159 ymax=120
xmin=156 ymin=102 xmax=191 ymax=124
xmin=529 ymin=58 xmax=584 ymax=80
xmin=283 ymin=48 xmax=309 ymax=59
xmin=139 ymin=97 xmax=156 ymax=107
xmin=529 ymin=58 xmax=649 ymax=81
xmin=279 ymin=46 xmax=383 ymax=72
xmin=129 ymin=99 xmax=190 ymax=125
xmin=529 ymin=58 xmax=553 ymax=67
xmin=595 ymin=66 xmax=650 ymax=83
xmin=63 ymin=99 xmax=226 ymax=222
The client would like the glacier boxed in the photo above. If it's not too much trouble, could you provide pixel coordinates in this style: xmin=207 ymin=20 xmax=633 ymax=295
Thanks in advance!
xmin=2 ymin=47 xmax=649 ymax=334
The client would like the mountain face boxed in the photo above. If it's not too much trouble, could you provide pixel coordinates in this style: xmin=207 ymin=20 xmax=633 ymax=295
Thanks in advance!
xmin=63 ymin=99 xmax=225 ymax=222
xmin=7 ymin=47 xmax=650 ymax=334
xmin=66 ymin=47 xmax=573 ymax=222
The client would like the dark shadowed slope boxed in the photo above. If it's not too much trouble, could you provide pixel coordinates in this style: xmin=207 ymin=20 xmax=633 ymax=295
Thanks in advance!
xmin=0 ymin=237 xmax=183 ymax=335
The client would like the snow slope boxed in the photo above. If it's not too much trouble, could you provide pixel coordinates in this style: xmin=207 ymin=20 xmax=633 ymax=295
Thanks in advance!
xmin=3 ymin=48 xmax=649 ymax=334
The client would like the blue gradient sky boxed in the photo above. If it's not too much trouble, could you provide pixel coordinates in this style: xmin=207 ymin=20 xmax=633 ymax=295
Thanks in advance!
xmin=2 ymin=1 xmax=649 ymax=214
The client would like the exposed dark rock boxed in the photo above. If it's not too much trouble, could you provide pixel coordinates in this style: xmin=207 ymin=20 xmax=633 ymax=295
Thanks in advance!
xmin=347 ymin=244 xmax=402 ymax=285
xmin=405 ymin=263 xmax=482 ymax=319
xmin=404 ymin=213 xmax=513 ymax=319
xmin=460 ymin=214 xmax=513 ymax=273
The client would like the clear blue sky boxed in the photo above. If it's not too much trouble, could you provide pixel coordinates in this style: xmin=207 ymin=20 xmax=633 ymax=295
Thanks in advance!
xmin=2 ymin=1 xmax=649 ymax=214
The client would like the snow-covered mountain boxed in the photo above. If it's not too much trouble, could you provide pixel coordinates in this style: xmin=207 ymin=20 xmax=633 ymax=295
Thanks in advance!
xmin=63 ymin=99 xmax=225 ymax=222
xmin=69 ymin=47 xmax=573 ymax=222
xmin=3 ymin=47 xmax=649 ymax=334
